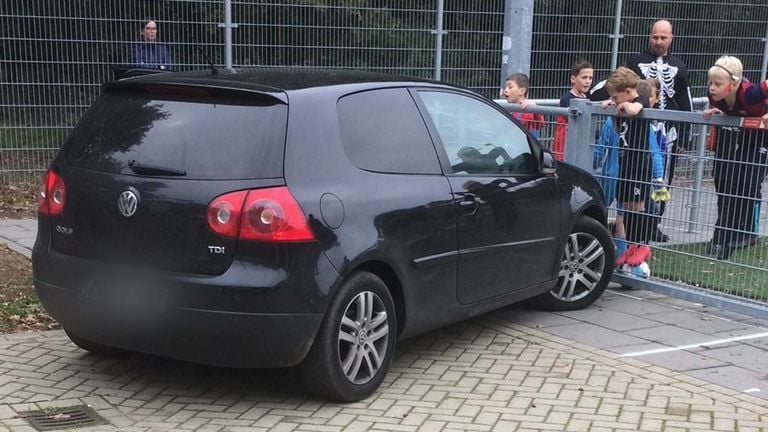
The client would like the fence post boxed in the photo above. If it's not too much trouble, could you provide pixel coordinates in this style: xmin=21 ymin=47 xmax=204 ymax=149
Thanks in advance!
xmin=219 ymin=0 xmax=238 ymax=70
xmin=609 ymin=0 xmax=624 ymax=70
xmin=500 ymin=0 xmax=533 ymax=88
xmin=761 ymin=21 xmax=768 ymax=82
xmin=432 ymin=0 xmax=446 ymax=81
xmin=688 ymin=123 xmax=708 ymax=233
xmin=564 ymin=99 xmax=594 ymax=171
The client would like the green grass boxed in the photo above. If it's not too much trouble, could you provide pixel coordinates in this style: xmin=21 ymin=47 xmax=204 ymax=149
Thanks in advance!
xmin=0 ymin=126 xmax=69 ymax=150
xmin=651 ymin=239 xmax=768 ymax=301
xmin=0 ymin=294 xmax=47 ymax=333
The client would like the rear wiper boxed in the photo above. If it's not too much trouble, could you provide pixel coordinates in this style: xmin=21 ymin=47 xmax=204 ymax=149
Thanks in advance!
xmin=128 ymin=160 xmax=186 ymax=176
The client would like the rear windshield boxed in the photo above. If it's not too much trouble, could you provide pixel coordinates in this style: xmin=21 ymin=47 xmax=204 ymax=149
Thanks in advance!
xmin=62 ymin=90 xmax=287 ymax=179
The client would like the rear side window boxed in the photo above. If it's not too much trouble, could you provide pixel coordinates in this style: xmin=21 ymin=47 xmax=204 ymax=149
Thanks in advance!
xmin=62 ymin=91 xmax=287 ymax=179
xmin=337 ymin=88 xmax=441 ymax=174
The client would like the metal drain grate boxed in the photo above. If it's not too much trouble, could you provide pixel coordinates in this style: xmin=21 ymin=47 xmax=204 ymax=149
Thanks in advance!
xmin=19 ymin=405 xmax=107 ymax=431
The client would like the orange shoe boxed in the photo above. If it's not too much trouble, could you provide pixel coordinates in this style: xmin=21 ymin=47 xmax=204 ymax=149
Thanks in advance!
xmin=616 ymin=243 xmax=637 ymax=267
xmin=626 ymin=244 xmax=651 ymax=267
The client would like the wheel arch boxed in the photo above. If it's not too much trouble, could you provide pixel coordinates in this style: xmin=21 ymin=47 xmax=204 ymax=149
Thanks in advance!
xmin=578 ymin=204 xmax=607 ymax=226
xmin=355 ymin=260 xmax=406 ymax=337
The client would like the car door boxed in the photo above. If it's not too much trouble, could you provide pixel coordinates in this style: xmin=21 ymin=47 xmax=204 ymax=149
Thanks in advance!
xmin=415 ymin=89 xmax=563 ymax=305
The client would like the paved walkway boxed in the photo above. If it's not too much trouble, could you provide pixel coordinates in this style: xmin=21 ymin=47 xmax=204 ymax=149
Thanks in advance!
xmin=1 ymin=219 xmax=767 ymax=431
xmin=0 ymin=219 xmax=36 ymax=259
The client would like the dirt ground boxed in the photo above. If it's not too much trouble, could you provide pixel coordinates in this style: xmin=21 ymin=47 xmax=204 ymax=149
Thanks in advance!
xmin=0 ymin=182 xmax=56 ymax=332
xmin=0 ymin=244 xmax=58 ymax=333
xmin=0 ymin=183 xmax=38 ymax=219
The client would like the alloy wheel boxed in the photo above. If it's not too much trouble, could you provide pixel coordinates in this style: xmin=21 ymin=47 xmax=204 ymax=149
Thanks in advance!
xmin=552 ymin=231 xmax=606 ymax=302
xmin=337 ymin=291 xmax=390 ymax=384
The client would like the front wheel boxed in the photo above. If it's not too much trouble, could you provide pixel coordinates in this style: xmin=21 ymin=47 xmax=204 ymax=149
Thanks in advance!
xmin=532 ymin=216 xmax=615 ymax=311
xmin=300 ymin=271 xmax=396 ymax=402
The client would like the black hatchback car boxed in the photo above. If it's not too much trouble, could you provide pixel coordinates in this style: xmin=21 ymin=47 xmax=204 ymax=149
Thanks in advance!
xmin=33 ymin=68 xmax=614 ymax=401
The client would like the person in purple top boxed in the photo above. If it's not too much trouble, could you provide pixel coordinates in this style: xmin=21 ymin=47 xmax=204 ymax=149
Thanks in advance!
xmin=131 ymin=20 xmax=172 ymax=71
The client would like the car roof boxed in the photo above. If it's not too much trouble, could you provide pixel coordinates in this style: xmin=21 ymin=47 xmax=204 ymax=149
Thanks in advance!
xmin=107 ymin=67 xmax=454 ymax=95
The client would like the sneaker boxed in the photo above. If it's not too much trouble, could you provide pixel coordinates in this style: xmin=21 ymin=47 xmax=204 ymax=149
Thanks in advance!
xmin=709 ymin=242 xmax=731 ymax=260
xmin=616 ymin=243 xmax=637 ymax=267
xmin=650 ymin=228 xmax=669 ymax=243
xmin=628 ymin=261 xmax=651 ymax=278
xmin=708 ymin=240 xmax=721 ymax=255
xmin=625 ymin=244 xmax=651 ymax=266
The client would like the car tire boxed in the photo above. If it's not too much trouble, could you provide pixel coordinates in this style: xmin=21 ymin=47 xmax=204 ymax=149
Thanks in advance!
xmin=532 ymin=216 xmax=615 ymax=311
xmin=64 ymin=329 xmax=124 ymax=357
xmin=300 ymin=271 xmax=396 ymax=402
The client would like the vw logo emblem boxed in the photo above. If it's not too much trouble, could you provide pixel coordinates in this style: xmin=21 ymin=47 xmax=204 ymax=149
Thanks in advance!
xmin=117 ymin=189 xmax=139 ymax=218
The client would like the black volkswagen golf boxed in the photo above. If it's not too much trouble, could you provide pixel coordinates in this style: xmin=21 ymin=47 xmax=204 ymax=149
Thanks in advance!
xmin=33 ymin=68 xmax=614 ymax=401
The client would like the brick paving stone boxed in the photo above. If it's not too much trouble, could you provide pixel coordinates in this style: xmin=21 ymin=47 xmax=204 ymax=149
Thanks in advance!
xmin=0 ymin=315 xmax=767 ymax=432
xmin=341 ymin=420 xmax=373 ymax=432
xmin=178 ymin=417 xmax=208 ymax=430
xmin=0 ymin=404 xmax=15 ymax=420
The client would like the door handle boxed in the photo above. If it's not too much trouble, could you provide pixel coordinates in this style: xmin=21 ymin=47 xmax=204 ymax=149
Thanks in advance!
xmin=458 ymin=194 xmax=480 ymax=215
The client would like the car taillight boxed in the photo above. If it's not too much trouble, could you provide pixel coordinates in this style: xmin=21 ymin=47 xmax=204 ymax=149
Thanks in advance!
xmin=207 ymin=190 xmax=248 ymax=238
xmin=38 ymin=169 xmax=66 ymax=216
xmin=206 ymin=187 xmax=315 ymax=242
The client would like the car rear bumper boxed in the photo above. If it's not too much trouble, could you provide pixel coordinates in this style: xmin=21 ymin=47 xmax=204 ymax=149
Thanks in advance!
xmin=36 ymin=278 xmax=321 ymax=368
xmin=33 ymin=226 xmax=336 ymax=368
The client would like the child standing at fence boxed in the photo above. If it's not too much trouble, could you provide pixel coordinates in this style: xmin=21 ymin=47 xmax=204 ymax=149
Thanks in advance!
xmin=553 ymin=59 xmax=594 ymax=160
xmin=503 ymin=73 xmax=545 ymax=139
xmin=641 ymin=78 xmax=670 ymax=242
xmin=602 ymin=67 xmax=654 ymax=267
xmin=702 ymin=55 xmax=768 ymax=260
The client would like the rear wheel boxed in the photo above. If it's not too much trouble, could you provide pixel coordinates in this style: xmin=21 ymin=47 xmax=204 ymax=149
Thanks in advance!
xmin=533 ymin=216 xmax=614 ymax=311
xmin=64 ymin=329 xmax=124 ymax=357
xmin=300 ymin=271 xmax=396 ymax=402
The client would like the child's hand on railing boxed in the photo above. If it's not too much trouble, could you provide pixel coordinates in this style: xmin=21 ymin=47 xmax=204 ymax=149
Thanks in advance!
xmin=702 ymin=107 xmax=723 ymax=119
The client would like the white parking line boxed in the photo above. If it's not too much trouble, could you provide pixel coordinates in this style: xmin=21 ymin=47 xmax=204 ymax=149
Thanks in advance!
xmin=620 ymin=332 xmax=768 ymax=357
xmin=606 ymin=289 xmax=646 ymax=301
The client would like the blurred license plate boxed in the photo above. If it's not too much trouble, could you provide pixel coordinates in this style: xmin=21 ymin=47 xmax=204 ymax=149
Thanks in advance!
xmin=79 ymin=278 xmax=167 ymax=310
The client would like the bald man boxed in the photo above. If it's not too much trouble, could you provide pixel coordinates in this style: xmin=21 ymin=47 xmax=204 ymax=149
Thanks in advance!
xmin=624 ymin=20 xmax=691 ymax=243
xmin=625 ymin=20 xmax=691 ymax=112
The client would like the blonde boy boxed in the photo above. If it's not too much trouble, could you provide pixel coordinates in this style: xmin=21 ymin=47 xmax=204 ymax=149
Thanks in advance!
xmin=702 ymin=55 xmax=768 ymax=259
xmin=602 ymin=67 xmax=653 ymax=264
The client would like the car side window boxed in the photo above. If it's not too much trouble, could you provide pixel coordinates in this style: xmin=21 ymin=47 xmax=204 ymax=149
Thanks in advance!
xmin=417 ymin=91 xmax=538 ymax=175
xmin=337 ymin=88 xmax=441 ymax=175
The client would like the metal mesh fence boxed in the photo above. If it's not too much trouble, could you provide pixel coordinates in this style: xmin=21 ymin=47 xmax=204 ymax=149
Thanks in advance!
xmin=566 ymin=102 xmax=768 ymax=306
xmin=530 ymin=0 xmax=768 ymax=100
xmin=2 ymin=0 xmax=767 ymax=310
xmin=1 ymin=0 xmax=225 ymax=184
xmin=3 ymin=0 xmax=768 ymax=183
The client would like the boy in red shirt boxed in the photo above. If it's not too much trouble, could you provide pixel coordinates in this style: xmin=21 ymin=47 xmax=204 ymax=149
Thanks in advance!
xmin=502 ymin=73 xmax=545 ymax=140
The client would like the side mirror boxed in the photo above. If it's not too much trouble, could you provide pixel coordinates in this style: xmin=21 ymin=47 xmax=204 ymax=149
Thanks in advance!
xmin=541 ymin=150 xmax=557 ymax=175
